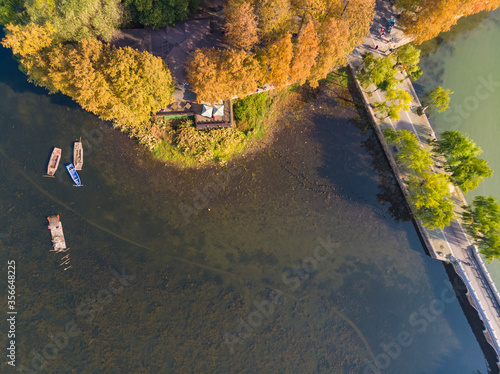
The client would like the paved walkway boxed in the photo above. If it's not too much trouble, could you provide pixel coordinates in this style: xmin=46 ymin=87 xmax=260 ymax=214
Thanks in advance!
xmin=348 ymin=1 xmax=500 ymax=365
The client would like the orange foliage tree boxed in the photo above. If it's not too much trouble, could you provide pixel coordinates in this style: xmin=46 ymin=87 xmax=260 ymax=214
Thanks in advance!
xmin=290 ymin=19 xmax=320 ymax=84
xmin=401 ymin=0 xmax=500 ymax=44
xmin=401 ymin=0 xmax=461 ymax=44
xmin=266 ymin=33 xmax=293 ymax=89
xmin=185 ymin=0 xmax=376 ymax=101
xmin=308 ymin=17 xmax=349 ymax=87
xmin=186 ymin=48 xmax=264 ymax=102
xmin=225 ymin=2 xmax=259 ymax=51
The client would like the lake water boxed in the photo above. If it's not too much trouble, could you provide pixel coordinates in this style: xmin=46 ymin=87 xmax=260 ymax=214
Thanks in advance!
xmin=417 ymin=7 xmax=500 ymax=288
xmin=0 ymin=37 xmax=494 ymax=372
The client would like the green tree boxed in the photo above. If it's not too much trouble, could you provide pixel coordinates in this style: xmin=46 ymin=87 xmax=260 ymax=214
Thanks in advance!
xmin=449 ymin=156 xmax=493 ymax=193
xmin=124 ymin=0 xmax=193 ymax=29
xmin=373 ymin=101 xmax=397 ymax=119
xmin=415 ymin=198 xmax=455 ymax=230
xmin=399 ymin=145 xmax=433 ymax=173
xmin=374 ymin=87 xmax=411 ymax=120
xmin=433 ymin=130 xmax=492 ymax=193
xmin=357 ymin=54 xmax=394 ymax=89
xmin=393 ymin=44 xmax=420 ymax=71
xmin=434 ymin=130 xmax=481 ymax=162
xmin=384 ymin=127 xmax=455 ymax=229
xmin=384 ymin=128 xmax=432 ymax=172
xmin=462 ymin=196 xmax=500 ymax=261
xmin=408 ymin=171 xmax=455 ymax=229
xmin=419 ymin=86 xmax=453 ymax=114
xmin=0 ymin=0 xmax=27 ymax=24
xmin=24 ymin=0 xmax=123 ymax=41
xmin=395 ymin=0 xmax=419 ymax=12
xmin=387 ymin=87 xmax=411 ymax=109
xmin=408 ymin=171 xmax=451 ymax=210
xmin=381 ymin=44 xmax=422 ymax=82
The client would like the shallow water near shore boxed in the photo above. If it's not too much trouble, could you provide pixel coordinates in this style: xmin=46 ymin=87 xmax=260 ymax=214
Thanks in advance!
xmin=0 ymin=43 xmax=493 ymax=372
xmin=417 ymin=7 xmax=500 ymax=286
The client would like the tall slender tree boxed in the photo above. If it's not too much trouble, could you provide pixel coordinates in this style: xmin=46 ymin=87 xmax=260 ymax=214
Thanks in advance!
xmin=266 ymin=33 xmax=293 ymax=89
xmin=290 ymin=19 xmax=320 ymax=84
xmin=257 ymin=0 xmax=292 ymax=40
xmin=308 ymin=17 xmax=349 ymax=87
xmin=420 ymin=86 xmax=453 ymax=114
xmin=225 ymin=2 xmax=259 ymax=51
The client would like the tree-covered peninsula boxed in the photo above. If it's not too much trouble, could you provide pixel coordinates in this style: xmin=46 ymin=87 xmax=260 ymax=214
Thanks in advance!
xmin=1 ymin=0 xmax=499 ymax=166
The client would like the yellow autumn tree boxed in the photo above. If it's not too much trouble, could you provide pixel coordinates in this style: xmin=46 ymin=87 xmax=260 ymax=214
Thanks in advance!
xmin=291 ymin=0 xmax=328 ymax=21
xmin=402 ymin=0 xmax=461 ymax=44
xmin=47 ymin=38 xmax=112 ymax=110
xmin=257 ymin=0 xmax=292 ymax=40
xmin=225 ymin=2 xmax=259 ymax=51
xmin=344 ymin=0 xmax=375 ymax=49
xmin=1 ymin=23 xmax=58 ymax=90
xmin=102 ymin=45 xmax=175 ymax=129
xmin=400 ymin=0 xmax=500 ymax=44
xmin=2 ymin=24 xmax=174 ymax=131
xmin=290 ymin=19 xmax=320 ymax=84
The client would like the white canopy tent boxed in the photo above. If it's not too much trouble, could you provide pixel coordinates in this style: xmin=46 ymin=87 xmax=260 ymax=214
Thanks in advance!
xmin=201 ymin=104 xmax=213 ymax=118
xmin=213 ymin=104 xmax=224 ymax=117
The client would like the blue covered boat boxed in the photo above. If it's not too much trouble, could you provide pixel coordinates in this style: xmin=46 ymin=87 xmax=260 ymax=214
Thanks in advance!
xmin=66 ymin=163 xmax=82 ymax=186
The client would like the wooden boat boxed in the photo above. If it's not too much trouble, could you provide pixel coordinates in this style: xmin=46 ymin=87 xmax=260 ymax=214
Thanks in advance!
xmin=47 ymin=215 xmax=67 ymax=251
xmin=66 ymin=163 xmax=82 ymax=186
xmin=73 ymin=138 xmax=83 ymax=170
xmin=45 ymin=147 xmax=62 ymax=176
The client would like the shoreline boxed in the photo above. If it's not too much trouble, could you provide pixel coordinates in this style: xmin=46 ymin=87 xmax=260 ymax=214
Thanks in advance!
xmin=348 ymin=59 xmax=500 ymax=371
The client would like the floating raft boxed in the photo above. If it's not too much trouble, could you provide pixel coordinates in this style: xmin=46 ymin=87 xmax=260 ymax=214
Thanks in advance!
xmin=46 ymin=147 xmax=62 ymax=176
xmin=47 ymin=215 xmax=67 ymax=251
xmin=73 ymin=139 xmax=83 ymax=170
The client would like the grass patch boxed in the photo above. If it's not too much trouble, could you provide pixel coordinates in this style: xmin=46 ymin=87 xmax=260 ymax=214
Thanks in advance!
xmin=233 ymin=91 xmax=274 ymax=137
xmin=162 ymin=114 xmax=194 ymax=120
xmin=153 ymin=120 xmax=247 ymax=166
xmin=322 ymin=68 xmax=350 ymax=87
